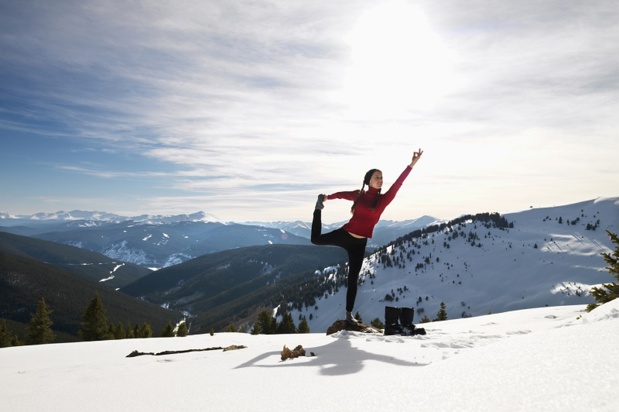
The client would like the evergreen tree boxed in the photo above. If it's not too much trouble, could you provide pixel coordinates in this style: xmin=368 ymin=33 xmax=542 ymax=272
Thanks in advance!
xmin=113 ymin=322 xmax=126 ymax=340
xmin=435 ymin=302 xmax=448 ymax=321
xmin=0 ymin=319 xmax=11 ymax=347
xmin=225 ymin=323 xmax=236 ymax=332
xmin=107 ymin=323 xmax=115 ymax=339
xmin=587 ymin=231 xmax=619 ymax=312
xmin=161 ymin=321 xmax=175 ymax=337
xmin=138 ymin=322 xmax=153 ymax=338
xmin=26 ymin=297 xmax=55 ymax=345
xmin=297 ymin=317 xmax=310 ymax=333
xmin=125 ymin=322 xmax=135 ymax=339
xmin=79 ymin=293 xmax=110 ymax=341
xmin=420 ymin=315 xmax=431 ymax=323
xmin=370 ymin=318 xmax=385 ymax=329
xmin=354 ymin=311 xmax=363 ymax=323
xmin=177 ymin=321 xmax=188 ymax=337
xmin=1 ymin=319 xmax=20 ymax=347
xmin=256 ymin=310 xmax=277 ymax=334
xmin=277 ymin=313 xmax=296 ymax=334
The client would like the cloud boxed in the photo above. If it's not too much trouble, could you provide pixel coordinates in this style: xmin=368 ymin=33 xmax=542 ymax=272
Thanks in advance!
xmin=1 ymin=0 xmax=618 ymax=220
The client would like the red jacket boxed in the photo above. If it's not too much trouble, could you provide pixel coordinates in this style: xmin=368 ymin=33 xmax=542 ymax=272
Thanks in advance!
xmin=327 ymin=166 xmax=412 ymax=238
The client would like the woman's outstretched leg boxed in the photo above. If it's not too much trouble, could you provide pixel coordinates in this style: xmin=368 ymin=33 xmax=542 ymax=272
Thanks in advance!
xmin=311 ymin=208 xmax=324 ymax=245
xmin=311 ymin=195 xmax=336 ymax=245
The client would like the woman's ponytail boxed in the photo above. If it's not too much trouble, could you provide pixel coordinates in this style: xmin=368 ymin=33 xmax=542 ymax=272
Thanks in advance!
xmin=350 ymin=181 xmax=366 ymax=214
xmin=351 ymin=168 xmax=381 ymax=214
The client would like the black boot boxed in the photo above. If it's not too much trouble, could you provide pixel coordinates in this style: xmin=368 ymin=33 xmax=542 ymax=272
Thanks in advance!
xmin=399 ymin=307 xmax=416 ymax=336
xmin=384 ymin=306 xmax=402 ymax=336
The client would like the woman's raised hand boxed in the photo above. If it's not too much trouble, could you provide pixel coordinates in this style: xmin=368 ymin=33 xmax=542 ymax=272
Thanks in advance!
xmin=410 ymin=148 xmax=423 ymax=168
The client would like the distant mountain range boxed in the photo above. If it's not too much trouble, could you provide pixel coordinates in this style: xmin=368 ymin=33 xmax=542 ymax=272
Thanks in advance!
xmin=0 ymin=210 xmax=438 ymax=268
xmin=0 ymin=210 xmax=221 ymax=224
xmin=2 ymin=197 xmax=617 ymax=338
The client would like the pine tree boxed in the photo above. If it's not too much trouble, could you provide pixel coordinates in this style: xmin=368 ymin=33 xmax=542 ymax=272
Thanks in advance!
xmin=225 ymin=323 xmax=236 ymax=332
xmin=125 ymin=322 xmax=135 ymax=339
xmin=256 ymin=310 xmax=277 ymax=334
xmin=26 ymin=297 xmax=55 ymax=345
xmin=139 ymin=322 xmax=153 ymax=338
xmin=107 ymin=323 xmax=115 ymax=339
xmin=113 ymin=322 xmax=126 ymax=340
xmin=1 ymin=319 xmax=20 ymax=347
xmin=370 ymin=318 xmax=385 ymax=329
xmin=161 ymin=322 xmax=175 ymax=337
xmin=277 ymin=313 xmax=296 ymax=334
xmin=79 ymin=293 xmax=110 ymax=341
xmin=297 ymin=317 xmax=310 ymax=333
xmin=177 ymin=321 xmax=188 ymax=337
xmin=435 ymin=302 xmax=448 ymax=321
xmin=0 ymin=319 xmax=11 ymax=347
xmin=354 ymin=311 xmax=363 ymax=323
xmin=587 ymin=231 xmax=619 ymax=312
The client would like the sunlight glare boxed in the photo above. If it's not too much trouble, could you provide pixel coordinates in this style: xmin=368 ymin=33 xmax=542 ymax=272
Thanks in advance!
xmin=344 ymin=1 xmax=458 ymax=118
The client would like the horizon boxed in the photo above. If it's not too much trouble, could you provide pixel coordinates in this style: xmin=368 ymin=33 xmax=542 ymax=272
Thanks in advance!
xmin=1 ymin=195 xmax=616 ymax=225
xmin=1 ymin=1 xmax=618 ymax=223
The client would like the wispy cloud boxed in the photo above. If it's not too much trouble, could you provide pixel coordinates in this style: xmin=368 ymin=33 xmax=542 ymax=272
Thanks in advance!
xmin=1 ymin=0 xmax=618 ymax=220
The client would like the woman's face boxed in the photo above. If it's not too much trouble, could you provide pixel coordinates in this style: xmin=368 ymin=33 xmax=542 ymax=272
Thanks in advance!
xmin=369 ymin=170 xmax=383 ymax=190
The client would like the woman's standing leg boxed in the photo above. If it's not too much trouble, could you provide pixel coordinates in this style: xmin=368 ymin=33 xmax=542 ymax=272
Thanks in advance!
xmin=345 ymin=239 xmax=367 ymax=314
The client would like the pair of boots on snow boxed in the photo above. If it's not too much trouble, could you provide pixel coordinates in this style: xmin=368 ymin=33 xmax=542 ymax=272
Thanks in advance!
xmin=384 ymin=306 xmax=426 ymax=336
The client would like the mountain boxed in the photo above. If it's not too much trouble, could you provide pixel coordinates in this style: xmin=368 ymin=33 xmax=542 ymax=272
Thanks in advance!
xmin=1 ymin=210 xmax=440 ymax=268
xmin=0 ymin=252 xmax=180 ymax=339
xmin=113 ymin=197 xmax=618 ymax=334
xmin=28 ymin=221 xmax=311 ymax=269
xmin=2 ymin=197 xmax=617 ymax=336
xmin=284 ymin=197 xmax=619 ymax=332
xmin=0 ymin=231 xmax=152 ymax=288
xmin=0 ymin=210 xmax=221 ymax=225
xmin=120 ymin=244 xmax=349 ymax=333
xmin=243 ymin=215 xmax=439 ymax=248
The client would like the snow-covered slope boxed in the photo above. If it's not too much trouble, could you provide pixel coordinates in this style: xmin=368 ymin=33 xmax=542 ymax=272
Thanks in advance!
xmin=289 ymin=197 xmax=618 ymax=333
xmin=1 ymin=300 xmax=617 ymax=411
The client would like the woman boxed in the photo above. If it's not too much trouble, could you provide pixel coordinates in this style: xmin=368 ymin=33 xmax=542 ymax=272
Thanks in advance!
xmin=311 ymin=148 xmax=423 ymax=325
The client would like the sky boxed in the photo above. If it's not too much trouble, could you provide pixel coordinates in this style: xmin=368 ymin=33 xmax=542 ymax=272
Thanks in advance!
xmin=1 ymin=0 xmax=618 ymax=223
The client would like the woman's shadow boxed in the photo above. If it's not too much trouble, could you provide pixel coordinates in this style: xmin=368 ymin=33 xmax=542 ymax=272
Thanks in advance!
xmin=234 ymin=332 xmax=428 ymax=376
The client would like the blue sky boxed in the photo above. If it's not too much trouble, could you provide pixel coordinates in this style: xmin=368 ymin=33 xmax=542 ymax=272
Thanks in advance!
xmin=1 ymin=0 xmax=618 ymax=223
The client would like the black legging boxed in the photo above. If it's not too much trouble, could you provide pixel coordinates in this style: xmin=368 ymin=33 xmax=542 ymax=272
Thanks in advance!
xmin=311 ymin=209 xmax=367 ymax=312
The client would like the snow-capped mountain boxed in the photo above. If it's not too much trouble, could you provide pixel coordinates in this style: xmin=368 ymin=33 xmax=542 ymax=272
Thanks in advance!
xmin=0 ymin=210 xmax=439 ymax=268
xmin=242 ymin=215 xmax=439 ymax=247
xmin=0 ymin=210 xmax=222 ymax=225
xmin=284 ymin=197 xmax=619 ymax=333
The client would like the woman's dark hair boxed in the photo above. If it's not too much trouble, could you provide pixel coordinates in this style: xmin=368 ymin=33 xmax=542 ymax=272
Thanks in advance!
xmin=363 ymin=169 xmax=378 ymax=185
xmin=351 ymin=169 xmax=381 ymax=214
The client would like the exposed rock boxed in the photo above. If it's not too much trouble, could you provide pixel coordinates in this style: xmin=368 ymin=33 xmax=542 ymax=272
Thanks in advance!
xmin=326 ymin=319 xmax=382 ymax=335
xmin=281 ymin=344 xmax=310 ymax=361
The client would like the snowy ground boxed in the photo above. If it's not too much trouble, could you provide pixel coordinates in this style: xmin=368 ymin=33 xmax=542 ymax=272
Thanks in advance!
xmin=2 ymin=299 xmax=618 ymax=411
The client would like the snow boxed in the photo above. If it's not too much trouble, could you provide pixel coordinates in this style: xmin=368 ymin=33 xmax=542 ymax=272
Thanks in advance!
xmin=2 ymin=299 xmax=618 ymax=411
xmin=99 ymin=263 xmax=125 ymax=282
xmin=291 ymin=197 xmax=619 ymax=333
